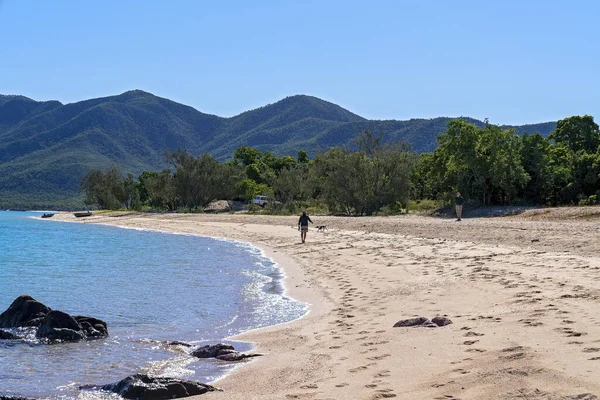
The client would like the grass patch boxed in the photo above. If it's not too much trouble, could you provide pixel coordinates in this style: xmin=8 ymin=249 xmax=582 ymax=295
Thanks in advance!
xmin=407 ymin=199 xmax=444 ymax=213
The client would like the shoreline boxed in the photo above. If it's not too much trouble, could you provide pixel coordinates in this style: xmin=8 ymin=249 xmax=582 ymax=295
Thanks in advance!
xmin=49 ymin=212 xmax=330 ymax=390
xmin=49 ymin=211 xmax=600 ymax=399
xmin=48 ymin=214 xmax=318 ymax=340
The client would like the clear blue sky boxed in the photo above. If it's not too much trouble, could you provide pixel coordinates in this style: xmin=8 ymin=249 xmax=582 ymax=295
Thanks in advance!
xmin=1 ymin=0 xmax=598 ymax=125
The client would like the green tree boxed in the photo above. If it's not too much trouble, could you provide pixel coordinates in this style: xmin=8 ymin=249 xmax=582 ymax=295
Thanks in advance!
xmin=123 ymin=173 xmax=141 ymax=210
xmin=429 ymin=120 xmax=528 ymax=204
xmin=297 ymin=150 xmax=310 ymax=164
xmin=273 ymin=164 xmax=310 ymax=204
xmin=411 ymin=153 xmax=435 ymax=200
xmin=315 ymin=131 xmax=415 ymax=215
xmin=233 ymin=146 xmax=261 ymax=166
xmin=543 ymin=144 xmax=574 ymax=205
xmin=168 ymin=150 xmax=228 ymax=210
xmin=549 ymin=115 xmax=600 ymax=154
xmin=80 ymin=166 xmax=125 ymax=210
xmin=144 ymin=169 xmax=178 ymax=210
xmin=521 ymin=132 xmax=552 ymax=203
xmin=235 ymin=179 xmax=272 ymax=202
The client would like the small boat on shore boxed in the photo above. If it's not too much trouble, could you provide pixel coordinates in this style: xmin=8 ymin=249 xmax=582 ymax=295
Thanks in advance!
xmin=41 ymin=213 xmax=55 ymax=218
xmin=73 ymin=211 xmax=92 ymax=218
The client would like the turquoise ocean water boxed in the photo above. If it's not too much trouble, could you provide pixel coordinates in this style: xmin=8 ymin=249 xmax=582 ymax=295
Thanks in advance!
xmin=0 ymin=211 xmax=307 ymax=399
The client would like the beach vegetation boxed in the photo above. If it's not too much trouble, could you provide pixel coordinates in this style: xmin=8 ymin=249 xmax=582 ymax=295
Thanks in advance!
xmin=78 ymin=115 xmax=600 ymax=214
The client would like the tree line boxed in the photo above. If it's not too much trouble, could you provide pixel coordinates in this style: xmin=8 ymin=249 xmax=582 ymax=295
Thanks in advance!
xmin=81 ymin=115 xmax=600 ymax=215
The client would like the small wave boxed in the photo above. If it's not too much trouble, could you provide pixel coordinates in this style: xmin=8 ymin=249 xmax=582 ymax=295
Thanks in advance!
xmin=144 ymin=355 xmax=195 ymax=378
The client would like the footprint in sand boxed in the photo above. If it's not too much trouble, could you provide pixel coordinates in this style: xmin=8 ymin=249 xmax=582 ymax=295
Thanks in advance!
xmin=502 ymin=351 xmax=526 ymax=360
xmin=367 ymin=354 xmax=391 ymax=361
xmin=452 ymin=368 xmax=470 ymax=374
xmin=582 ymin=348 xmax=600 ymax=353
xmin=372 ymin=388 xmax=397 ymax=399
xmin=299 ymin=384 xmax=318 ymax=389
xmin=465 ymin=348 xmax=486 ymax=353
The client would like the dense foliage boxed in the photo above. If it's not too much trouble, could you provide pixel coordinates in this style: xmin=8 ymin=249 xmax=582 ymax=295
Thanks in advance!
xmin=80 ymin=116 xmax=600 ymax=215
xmin=412 ymin=115 xmax=600 ymax=206
xmin=81 ymin=131 xmax=416 ymax=216
xmin=0 ymin=90 xmax=556 ymax=209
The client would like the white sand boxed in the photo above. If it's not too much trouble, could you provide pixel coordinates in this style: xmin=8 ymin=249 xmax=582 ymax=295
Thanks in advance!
xmin=51 ymin=210 xmax=600 ymax=399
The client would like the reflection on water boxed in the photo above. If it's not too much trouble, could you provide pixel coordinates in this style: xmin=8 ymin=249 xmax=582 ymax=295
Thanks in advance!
xmin=0 ymin=212 xmax=307 ymax=399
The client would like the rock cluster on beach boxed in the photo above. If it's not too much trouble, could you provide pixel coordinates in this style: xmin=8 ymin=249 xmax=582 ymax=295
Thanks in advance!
xmin=393 ymin=316 xmax=453 ymax=328
xmin=78 ymin=343 xmax=261 ymax=399
xmin=97 ymin=374 xmax=219 ymax=400
xmin=190 ymin=343 xmax=263 ymax=361
xmin=0 ymin=295 xmax=108 ymax=342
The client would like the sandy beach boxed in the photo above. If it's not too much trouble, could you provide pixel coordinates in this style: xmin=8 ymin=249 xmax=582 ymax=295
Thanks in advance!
xmin=52 ymin=209 xmax=600 ymax=399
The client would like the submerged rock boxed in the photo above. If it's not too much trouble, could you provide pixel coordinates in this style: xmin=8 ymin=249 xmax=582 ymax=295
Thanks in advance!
xmin=215 ymin=351 xmax=263 ymax=362
xmin=191 ymin=343 xmax=262 ymax=362
xmin=191 ymin=343 xmax=235 ymax=358
xmin=74 ymin=316 xmax=108 ymax=338
xmin=163 ymin=340 xmax=192 ymax=347
xmin=0 ymin=329 xmax=20 ymax=340
xmin=101 ymin=374 xmax=218 ymax=400
xmin=0 ymin=295 xmax=51 ymax=328
xmin=0 ymin=295 xmax=108 ymax=342
xmin=36 ymin=310 xmax=86 ymax=342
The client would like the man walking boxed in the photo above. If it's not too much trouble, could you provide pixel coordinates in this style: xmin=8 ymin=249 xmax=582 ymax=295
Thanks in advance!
xmin=298 ymin=210 xmax=313 ymax=243
xmin=455 ymin=192 xmax=465 ymax=221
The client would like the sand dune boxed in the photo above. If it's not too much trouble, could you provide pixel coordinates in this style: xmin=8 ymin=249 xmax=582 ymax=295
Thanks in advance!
xmin=51 ymin=210 xmax=600 ymax=399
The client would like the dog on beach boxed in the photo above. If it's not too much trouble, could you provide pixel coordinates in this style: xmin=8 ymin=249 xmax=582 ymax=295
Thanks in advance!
xmin=316 ymin=225 xmax=328 ymax=232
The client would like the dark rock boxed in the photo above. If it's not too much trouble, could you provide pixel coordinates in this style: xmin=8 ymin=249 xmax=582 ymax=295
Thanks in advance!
xmin=36 ymin=310 xmax=85 ymax=342
xmin=0 ymin=295 xmax=51 ymax=328
xmin=422 ymin=322 xmax=439 ymax=328
xmin=215 ymin=351 xmax=263 ymax=362
xmin=191 ymin=343 xmax=235 ymax=358
xmin=0 ymin=296 xmax=108 ymax=342
xmin=432 ymin=316 xmax=453 ymax=327
xmin=0 ymin=329 xmax=20 ymax=340
xmin=163 ymin=340 xmax=192 ymax=347
xmin=393 ymin=317 xmax=431 ymax=327
xmin=74 ymin=316 xmax=108 ymax=338
xmin=0 ymin=396 xmax=35 ymax=400
xmin=101 ymin=374 xmax=218 ymax=400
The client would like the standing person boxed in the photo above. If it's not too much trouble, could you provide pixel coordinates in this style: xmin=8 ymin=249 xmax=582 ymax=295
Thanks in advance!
xmin=298 ymin=210 xmax=313 ymax=243
xmin=455 ymin=192 xmax=465 ymax=221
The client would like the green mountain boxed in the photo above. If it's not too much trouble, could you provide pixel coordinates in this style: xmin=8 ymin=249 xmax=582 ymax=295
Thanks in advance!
xmin=0 ymin=91 xmax=556 ymax=208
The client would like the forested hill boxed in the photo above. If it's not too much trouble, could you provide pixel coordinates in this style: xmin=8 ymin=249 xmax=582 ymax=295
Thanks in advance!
xmin=0 ymin=90 xmax=556 ymax=207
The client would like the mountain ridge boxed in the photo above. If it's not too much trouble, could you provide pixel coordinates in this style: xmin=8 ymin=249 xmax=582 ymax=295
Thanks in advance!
xmin=0 ymin=90 xmax=558 ymax=207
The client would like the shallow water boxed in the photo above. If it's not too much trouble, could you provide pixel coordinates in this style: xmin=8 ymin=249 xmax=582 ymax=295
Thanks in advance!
xmin=0 ymin=211 xmax=307 ymax=399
